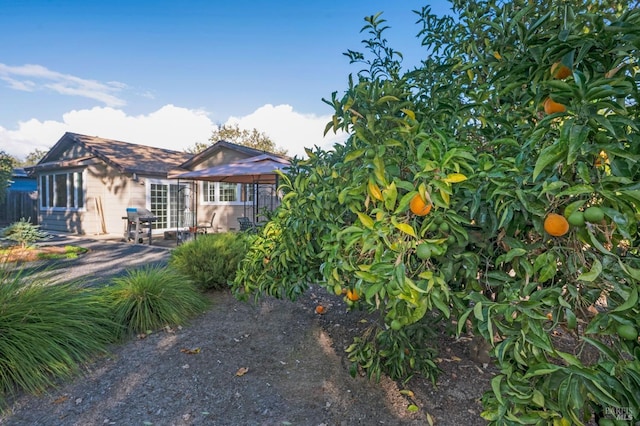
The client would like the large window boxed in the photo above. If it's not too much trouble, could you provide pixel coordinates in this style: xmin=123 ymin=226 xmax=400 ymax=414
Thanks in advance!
xmin=40 ymin=170 xmax=84 ymax=210
xmin=201 ymin=182 xmax=252 ymax=205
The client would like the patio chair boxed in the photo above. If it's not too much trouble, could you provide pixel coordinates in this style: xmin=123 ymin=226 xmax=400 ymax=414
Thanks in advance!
xmin=196 ymin=212 xmax=216 ymax=234
xmin=237 ymin=216 xmax=256 ymax=233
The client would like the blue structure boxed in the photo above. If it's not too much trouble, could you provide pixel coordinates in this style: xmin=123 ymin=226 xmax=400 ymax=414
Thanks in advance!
xmin=8 ymin=168 xmax=37 ymax=192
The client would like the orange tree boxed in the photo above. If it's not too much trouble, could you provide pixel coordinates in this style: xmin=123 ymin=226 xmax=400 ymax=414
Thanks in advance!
xmin=233 ymin=1 xmax=640 ymax=424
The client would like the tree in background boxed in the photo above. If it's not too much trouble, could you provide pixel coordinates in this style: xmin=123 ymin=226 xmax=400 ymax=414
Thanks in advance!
xmin=234 ymin=1 xmax=640 ymax=424
xmin=0 ymin=151 xmax=16 ymax=204
xmin=19 ymin=149 xmax=47 ymax=167
xmin=186 ymin=124 xmax=287 ymax=156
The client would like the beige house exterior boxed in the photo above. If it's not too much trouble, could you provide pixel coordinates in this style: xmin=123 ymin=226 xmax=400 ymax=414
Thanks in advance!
xmin=28 ymin=132 xmax=281 ymax=237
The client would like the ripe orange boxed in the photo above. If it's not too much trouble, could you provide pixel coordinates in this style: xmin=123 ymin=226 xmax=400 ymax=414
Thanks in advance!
xmin=544 ymin=97 xmax=566 ymax=114
xmin=346 ymin=289 xmax=360 ymax=301
xmin=551 ymin=62 xmax=571 ymax=79
xmin=315 ymin=305 xmax=326 ymax=314
xmin=410 ymin=194 xmax=432 ymax=216
xmin=544 ymin=213 xmax=570 ymax=237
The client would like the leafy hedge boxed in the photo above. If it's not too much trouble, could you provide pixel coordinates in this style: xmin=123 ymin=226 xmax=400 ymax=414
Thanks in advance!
xmin=169 ymin=232 xmax=253 ymax=290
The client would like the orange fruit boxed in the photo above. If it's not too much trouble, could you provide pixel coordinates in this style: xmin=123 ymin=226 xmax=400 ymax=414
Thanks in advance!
xmin=315 ymin=305 xmax=326 ymax=314
xmin=410 ymin=194 xmax=432 ymax=216
xmin=544 ymin=213 xmax=570 ymax=237
xmin=544 ymin=97 xmax=566 ymax=114
xmin=594 ymin=150 xmax=608 ymax=167
xmin=346 ymin=289 xmax=360 ymax=301
xmin=551 ymin=62 xmax=571 ymax=79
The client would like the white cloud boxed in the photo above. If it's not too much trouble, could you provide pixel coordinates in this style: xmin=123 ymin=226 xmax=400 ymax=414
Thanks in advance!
xmin=0 ymin=104 xmax=347 ymax=161
xmin=0 ymin=63 xmax=126 ymax=107
xmin=226 ymin=104 xmax=346 ymax=158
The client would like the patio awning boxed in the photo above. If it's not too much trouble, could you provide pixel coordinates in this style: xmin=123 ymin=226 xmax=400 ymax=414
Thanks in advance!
xmin=171 ymin=154 xmax=290 ymax=184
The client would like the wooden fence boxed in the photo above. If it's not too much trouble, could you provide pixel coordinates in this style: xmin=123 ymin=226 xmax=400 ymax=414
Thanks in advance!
xmin=0 ymin=191 xmax=38 ymax=226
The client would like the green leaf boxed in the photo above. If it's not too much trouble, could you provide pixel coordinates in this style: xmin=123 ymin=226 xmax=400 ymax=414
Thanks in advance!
xmin=364 ymin=282 xmax=383 ymax=300
xmin=473 ymin=301 xmax=484 ymax=321
xmin=538 ymin=262 xmax=557 ymax=283
xmin=394 ymin=222 xmax=417 ymax=238
xmin=586 ymin=226 xmax=612 ymax=255
xmin=407 ymin=404 xmax=419 ymax=412
xmin=567 ymin=124 xmax=590 ymax=165
xmin=532 ymin=389 xmax=545 ymax=407
xmin=556 ymin=184 xmax=594 ymax=197
xmin=619 ymin=260 xmax=640 ymax=281
xmin=611 ymin=286 xmax=638 ymax=313
xmin=356 ymin=212 xmax=374 ymax=230
xmin=373 ymin=156 xmax=387 ymax=186
xmin=490 ymin=374 xmax=504 ymax=405
xmin=355 ymin=270 xmax=378 ymax=283
xmin=577 ymin=259 xmax=602 ymax=282
xmin=533 ymin=142 xmax=565 ymax=181
xmin=456 ymin=308 xmax=473 ymax=336
xmin=555 ymin=351 xmax=581 ymax=367
xmin=395 ymin=191 xmax=416 ymax=214
xmin=496 ymin=248 xmax=527 ymax=265
xmin=523 ymin=363 xmax=562 ymax=378
xmin=383 ymin=181 xmax=398 ymax=211
xmin=344 ymin=149 xmax=365 ymax=163
xmin=582 ymin=336 xmax=616 ymax=360
xmin=375 ymin=95 xmax=400 ymax=104
xmin=431 ymin=292 xmax=450 ymax=319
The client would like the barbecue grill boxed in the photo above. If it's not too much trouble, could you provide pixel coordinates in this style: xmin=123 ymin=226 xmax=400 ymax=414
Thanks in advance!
xmin=124 ymin=207 xmax=157 ymax=245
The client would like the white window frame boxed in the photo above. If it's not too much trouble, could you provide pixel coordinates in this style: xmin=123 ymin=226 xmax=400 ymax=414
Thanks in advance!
xmin=39 ymin=169 xmax=86 ymax=212
xmin=201 ymin=182 xmax=254 ymax=206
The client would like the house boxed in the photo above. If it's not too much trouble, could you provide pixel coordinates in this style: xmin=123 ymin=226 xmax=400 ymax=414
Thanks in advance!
xmin=27 ymin=132 xmax=281 ymax=236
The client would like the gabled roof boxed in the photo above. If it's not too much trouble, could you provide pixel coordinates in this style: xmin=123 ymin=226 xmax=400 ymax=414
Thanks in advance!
xmin=30 ymin=132 xmax=193 ymax=177
xmin=178 ymin=139 xmax=277 ymax=170
xmin=171 ymin=154 xmax=290 ymax=183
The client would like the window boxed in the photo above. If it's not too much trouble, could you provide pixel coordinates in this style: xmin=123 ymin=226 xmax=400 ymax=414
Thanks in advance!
xmin=40 ymin=170 xmax=84 ymax=210
xmin=202 ymin=182 xmax=216 ymax=203
xmin=201 ymin=182 xmax=250 ymax=205
xmin=219 ymin=183 xmax=237 ymax=202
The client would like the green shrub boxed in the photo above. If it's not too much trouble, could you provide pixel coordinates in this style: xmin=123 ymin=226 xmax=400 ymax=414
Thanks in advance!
xmin=169 ymin=232 xmax=253 ymax=290
xmin=37 ymin=245 xmax=88 ymax=260
xmin=0 ymin=269 xmax=117 ymax=403
xmin=1 ymin=218 xmax=50 ymax=249
xmin=101 ymin=265 xmax=209 ymax=339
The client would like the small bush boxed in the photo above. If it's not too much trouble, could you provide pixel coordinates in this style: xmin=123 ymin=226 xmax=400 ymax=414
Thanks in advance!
xmin=169 ymin=232 xmax=253 ymax=290
xmin=37 ymin=245 xmax=89 ymax=260
xmin=0 ymin=269 xmax=117 ymax=403
xmin=0 ymin=218 xmax=50 ymax=249
xmin=101 ymin=265 xmax=209 ymax=339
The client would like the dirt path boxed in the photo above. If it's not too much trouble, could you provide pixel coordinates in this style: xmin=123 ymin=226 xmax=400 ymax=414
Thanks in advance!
xmin=1 ymin=285 xmax=492 ymax=426
xmin=1 ymin=235 xmax=493 ymax=425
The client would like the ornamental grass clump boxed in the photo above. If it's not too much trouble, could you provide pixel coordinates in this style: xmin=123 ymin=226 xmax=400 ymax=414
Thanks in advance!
xmin=0 ymin=269 xmax=117 ymax=404
xmin=169 ymin=232 xmax=253 ymax=290
xmin=101 ymin=265 xmax=209 ymax=339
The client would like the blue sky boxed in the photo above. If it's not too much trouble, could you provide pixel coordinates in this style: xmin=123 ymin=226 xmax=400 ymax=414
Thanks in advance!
xmin=0 ymin=1 xmax=451 ymax=160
